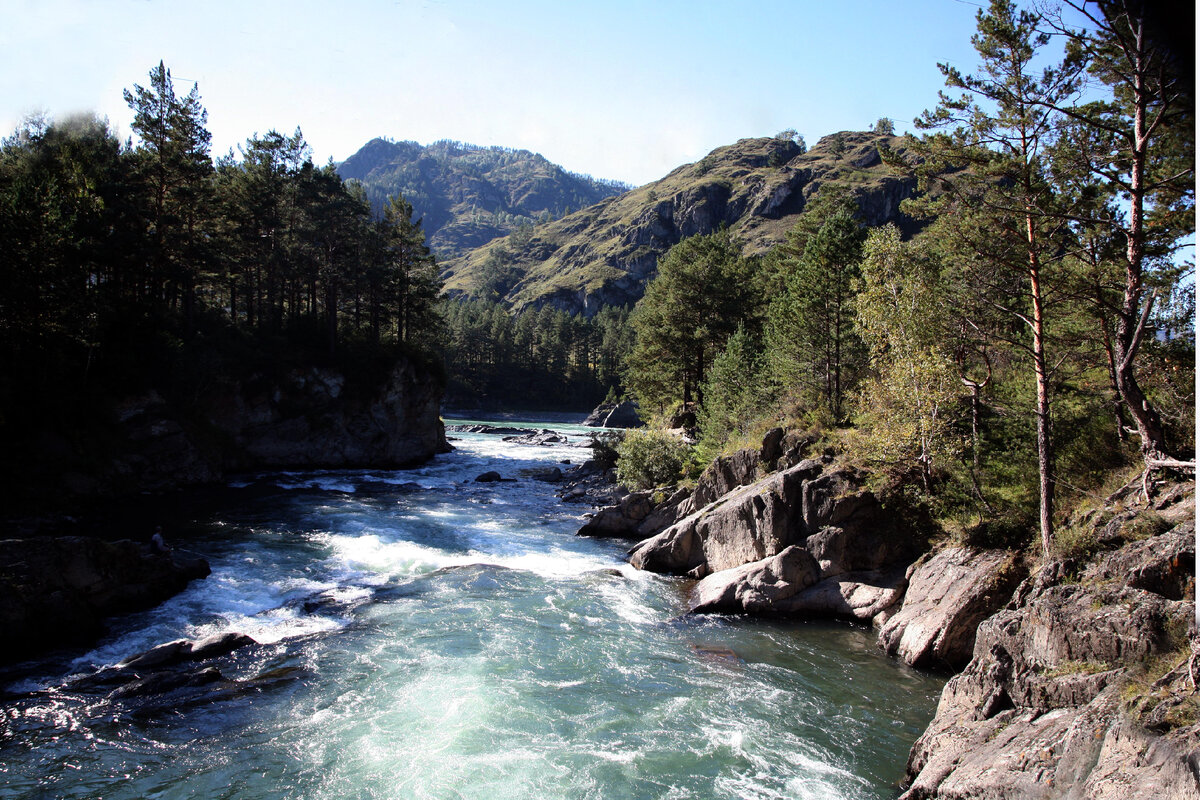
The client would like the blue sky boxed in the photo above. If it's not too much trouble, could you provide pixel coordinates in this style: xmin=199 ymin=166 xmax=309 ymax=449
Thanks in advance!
xmin=3 ymin=0 xmax=989 ymax=186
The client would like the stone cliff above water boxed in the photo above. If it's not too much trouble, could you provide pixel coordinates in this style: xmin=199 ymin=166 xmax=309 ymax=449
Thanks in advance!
xmin=13 ymin=354 xmax=449 ymax=511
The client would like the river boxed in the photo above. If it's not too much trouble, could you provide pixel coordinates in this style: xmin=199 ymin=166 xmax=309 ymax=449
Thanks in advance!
xmin=0 ymin=417 xmax=944 ymax=799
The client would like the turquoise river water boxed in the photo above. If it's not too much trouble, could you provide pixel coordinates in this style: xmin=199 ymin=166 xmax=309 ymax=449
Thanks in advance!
xmin=0 ymin=418 xmax=944 ymax=799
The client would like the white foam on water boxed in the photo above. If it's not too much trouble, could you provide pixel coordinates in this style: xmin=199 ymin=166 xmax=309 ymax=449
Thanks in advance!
xmin=323 ymin=532 xmax=461 ymax=580
xmin=186 ymin=605 xmax=346 ymax=645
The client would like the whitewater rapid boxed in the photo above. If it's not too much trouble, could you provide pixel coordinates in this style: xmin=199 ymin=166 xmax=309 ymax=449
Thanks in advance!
xmin=0 ymin=418 xmax=943 ymax=799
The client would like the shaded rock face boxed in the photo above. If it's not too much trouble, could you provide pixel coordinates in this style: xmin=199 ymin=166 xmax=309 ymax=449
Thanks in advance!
xmin=0 ymin=537 xmax=211 ymax=664
xmin=107 ymin=357 xmax=447 ymax=500
xmin=210 ymin=358 xmax=449 ymax=471
xmin=22 ymin=356 xmax=448 ymax=511
xmin=879 ymin=547 xmax=1028 ymax=671
xmin=691 ymin=447 xmax=761 ymax=508
xmin=901 ymin=521 xmax=1198 ymax=799
xmin=577 ymin=490 xmax=656 ymax=539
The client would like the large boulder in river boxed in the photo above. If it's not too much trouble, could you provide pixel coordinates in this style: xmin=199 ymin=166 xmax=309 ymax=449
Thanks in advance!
xmin=878 ymin=546 xmax=1027 ymax=671
xmin=582 ymin=401 xmax=643 ymax=428
xmin=0 ymin=536 xmax=211 ymax=664
xmin=628 ymin=460 xmax=921 ymax=582
xmin=577 ymin=490 xmax=656 ymax=538
xmin=774 ymin=568 xmax=908 ymax=623
xmin=689 ymin=546 xmax=821 ymax=614
xmin=628 ymin=458 xmax=825 ymax=575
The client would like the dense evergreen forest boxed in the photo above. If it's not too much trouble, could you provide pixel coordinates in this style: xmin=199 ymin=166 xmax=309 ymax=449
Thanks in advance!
xmin=0 ymin=61 xmax=448 ymax=499
xmin=440 ymin=300 xmax=632 ymax=410
xmin=621 ymin=0 xmax=1194 ymax=555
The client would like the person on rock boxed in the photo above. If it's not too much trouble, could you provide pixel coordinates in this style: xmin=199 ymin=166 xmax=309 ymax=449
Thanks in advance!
xmin=150 ymin=526 xmax=171 ymax=555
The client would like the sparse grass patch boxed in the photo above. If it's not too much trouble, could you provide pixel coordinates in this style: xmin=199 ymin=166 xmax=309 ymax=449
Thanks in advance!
xmin=1119 ymin=511 xmax=1171 ymax=542
xmin=1045 ymin=659 xmax=1112 ymax=677
xmin=1055 ymin=522 xmax=1102 ymax=561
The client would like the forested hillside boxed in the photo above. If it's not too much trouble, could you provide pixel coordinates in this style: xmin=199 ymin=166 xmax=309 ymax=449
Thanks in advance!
xmin=337 ymin=138 xmax=629 ymax=260
xmin=617 ymin=0 xmax=1193 ymax=558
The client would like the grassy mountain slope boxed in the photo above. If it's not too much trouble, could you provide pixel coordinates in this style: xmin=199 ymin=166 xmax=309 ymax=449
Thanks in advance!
xmin=442 ymin=131 xmax=921 ymax=315
xmin=337 ymin=138 xmax=629 ymax=259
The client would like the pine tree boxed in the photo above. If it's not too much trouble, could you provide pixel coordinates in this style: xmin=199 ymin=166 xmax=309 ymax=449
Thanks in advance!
xmin=382 ymin=193 xmax=441 ymax=347
xmin=764 ymin=196 xmax=866 ymax=422
xmin=123 ymin=62 xmax=213 ymax=324
xmin=910 ymin=0 xmax=1083 ymax=557
xmin=625 ymin=228 xmax=757 ymax=416
xmin=1044 ymin=0 xmax=1195 ymax=467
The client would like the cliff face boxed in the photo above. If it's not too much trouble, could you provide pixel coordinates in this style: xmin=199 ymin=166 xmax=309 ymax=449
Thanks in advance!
xmin=204 ymin=357 xmax=449 ymax=471
xmin=902 ymin=517 xmax=1196 ymax=799
xmin=31 ymin=355 xmax=449 ymax=507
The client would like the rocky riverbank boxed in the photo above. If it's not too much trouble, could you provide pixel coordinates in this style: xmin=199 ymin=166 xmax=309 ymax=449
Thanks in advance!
xmin=1 ymin=354 xmax=449 ymax=665
xmin=583 ymin=427 xmax=1199 ymax=797
xmin=0 ymin=537 xmax=211 ymax=665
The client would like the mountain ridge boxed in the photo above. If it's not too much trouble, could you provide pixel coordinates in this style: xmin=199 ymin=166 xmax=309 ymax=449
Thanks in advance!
xmin=337 ymin=138 xmax=630 ymax=260
xmin=440 ymin=130 xmax=923 ymax=315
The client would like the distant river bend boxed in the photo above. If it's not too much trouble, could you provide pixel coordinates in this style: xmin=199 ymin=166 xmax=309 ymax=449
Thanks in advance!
xmin=0 ymin=418 xmax=944 ymax=800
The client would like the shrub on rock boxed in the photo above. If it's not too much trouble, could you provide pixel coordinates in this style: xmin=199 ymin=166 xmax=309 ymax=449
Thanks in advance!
xmin=616 ymin=429 xmax=690 ymax=490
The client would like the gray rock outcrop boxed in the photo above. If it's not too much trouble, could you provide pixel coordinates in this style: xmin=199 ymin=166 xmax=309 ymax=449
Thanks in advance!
xmin=689 ymin=545 xmax=821 ymax=614
xmin=628 ymin=458 xmax=826 ymax=575
xmin=629 ymin=458 xmax=921 ymax=587
xmin=879 ymin=547 xmax=1028 ymax=671
xmin=901 ymin=521 xmax=1198 ymax=799
xmin=0 ymin=536 xmax=212 ymax=664
xmin=577 ymin=490 xmax=657 ymax=538
xmin=582 ymin=401 xmax=643 ymax=428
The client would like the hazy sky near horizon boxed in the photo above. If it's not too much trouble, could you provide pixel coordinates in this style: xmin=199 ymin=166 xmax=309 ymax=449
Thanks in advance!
xmin=4 ymin=0 xmax=990 ymax=186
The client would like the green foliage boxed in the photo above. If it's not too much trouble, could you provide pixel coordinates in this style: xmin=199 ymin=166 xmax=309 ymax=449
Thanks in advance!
xmin=439 ymin=298 xmax=632 ymax=410
xmin=616 ymin=429 xmax=691 ymax=490
xmin=764 ymin=194 xmax=867 ymax=421
xmin=696 ymin=324 xmax=767 ymax=463
xmin=625 ymin=228 xmax=760 ymax=414
xmin=589 ymin=430 xmax=623 ymax=469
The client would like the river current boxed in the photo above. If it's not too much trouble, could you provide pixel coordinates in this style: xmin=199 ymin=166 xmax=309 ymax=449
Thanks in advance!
xmin=1 ymin=417 xmax=944 ymax=799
